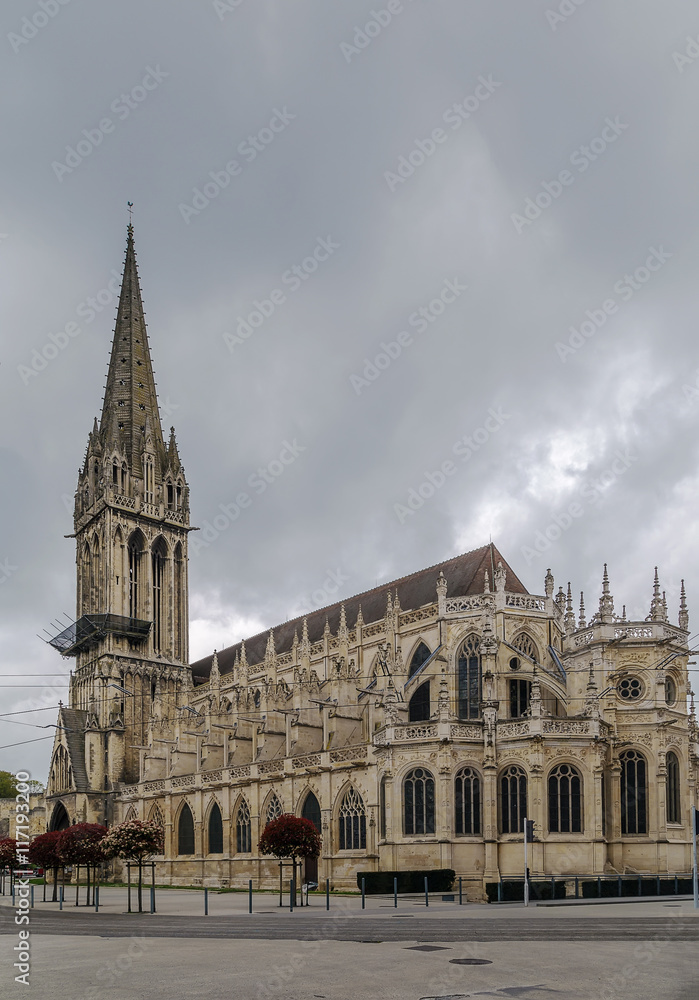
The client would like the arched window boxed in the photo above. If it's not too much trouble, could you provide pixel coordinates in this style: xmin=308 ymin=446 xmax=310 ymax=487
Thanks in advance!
xmin=548 ymin=763 xmax=582 ymax=833
xmin=403 ymin=767 xmax=435 ymax=835
xmin=151 ymin=538 xmax=167 ymax=652
xmin=510 ymin=679 xmax=531 ymax=718
xmin=665 ymin=676 xmax=677 ymax=706
xmin=125 ymin=805 xmax=138 ymax=822
xmin=49 ymin=801 xmax=70 ymax=832
xmin=177 ymin=804 xmax=195 ymax=855
xmin=265 ymin=794 xmax=282 ymax=826
xmin=236 ymin=800 xmax=251 ymax=853
xmin=148 ymin=804 xmax=164 ymax=828
xmin=144 ymin=457 xmax=154 ymax=504
xmin=301 ymin=791 xmax=321 ymax=832
xmin=512 ymin=632 xmax=538 ymax=663
xmin=620 ymin=749 xmax=647 ymax=835
xmin=666 ymin=751 xmax=681 ymax=824
xmin=208 ymin=803 xmax=223 ymax=853
xmin=338 ymin=788 xmax=366 ymax=850
xmin=455 ymin=766 xmax=481 ymax=835
xmin=408 ymin=642 xmax=431 ymax=678
xmin=121 ymin=463 xmax=127 ymax=493
xmin=174 ymin=543 xmax=184 ymax=662
xmin=112 ymin=460 xmax=119 ymax=485
xmin=127 ymin=532 xmax=144 ymax=619
xmin=457 ymin=635 xmax=481 ymax=719
xmin=167 ymin=483 xmax=174 ymax=509
xmin=500 ymin=765 xmax=527 ymax=834
xmin=379 ymin=777 xmax=387 ymax=840
xmin=408 ymin=680 xmax=431 ymax=722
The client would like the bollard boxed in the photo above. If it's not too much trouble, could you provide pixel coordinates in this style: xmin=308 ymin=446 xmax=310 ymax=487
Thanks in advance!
xmin=656 ymin=875 xmax=660 ymax=896
xmin=361 ymin=878 xmax=366 ymax=910
xmin=637 ymin=875 xmax=642 ymax=896
xmin=30 ymin=885 xmax=34 ymax=909
xmin=95 ymin=886 xmax=99 ymax=913
xmin=425 ymin=876 xmax=429 ymax=908
xmin=459 ymin=877 xmax=463 ymax=906
xmin=394 ymin=877 xmax=398 ymax=909
xmin=59 ymin=886 xmax=64 ymax=911
xmin=150 ymin=886 xmax=155 ymax=914
xmin=551 ymin=877 xmax=555 ymax=900
xmin=204 ymin=888 xmax=208 ymax=916
xmin=249 ymin=879 xmax=253 ymax=914
xmin=618 ymin=875 xmax=622 ymax=898
xmin=675 ymin=875 xmax=678 ymax=896
xmin=497 ymin=879 xmax=502 ymax=903
xmin=326 ymin=878 xmax=330 ymax=911
xmin=290 ymin=880 xmax=294 ymax=912
xmin=597 ymin=876 xmax=601 ymax=898
xmin=575 ymin=876 xmax=579 ymax=900
xmin=12 ymin=885 xmax=15 ymax=906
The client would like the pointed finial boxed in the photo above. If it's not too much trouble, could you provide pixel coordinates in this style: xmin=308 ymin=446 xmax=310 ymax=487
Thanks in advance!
xmin=494 ymin=560 xmax=506 ymax=593
xmin=324 ymin=617 xmax=331 ymax=638
xmin=240 ymin=640 xmax=248 ymax=671
xmin=662 ymin=591 xmax=668 ymax=622
xmin=587 ymin=661 xmax=597 ymax=692
xmin=484 ymin=568 xmax=490 ymax=593
xmin=578 ymin=592 xmax=586 ymax=629
xmin=436 ymin=570 xmax=448 ymax=598
xmin=127 ymin=201 xmax=134 ymax=224
xmin=679 ymin=579 xmax=689 ymax=631
xmin=544 ymin=568 xmax=554 ymax=598
xmin=210 ymin=649 xmax=220 ymax=683
xmin=648 ymin=567 xmax=664 ymax=622
xmin=621 ymin=604 xmax=627 ymax=622
xmin=598 ymin=564 xmax=615 ymax=622
xmin=394 ymin=589 xmax=401 ymax=614
xmin=355 ymin=605 xmax=364 ymax=628
xmin=564 ymin=582 xmax=576 ymax=632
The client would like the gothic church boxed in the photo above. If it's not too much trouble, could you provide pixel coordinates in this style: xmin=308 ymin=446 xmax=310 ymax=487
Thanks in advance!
xmin=44 ymin=227 xmax=699 ymax=895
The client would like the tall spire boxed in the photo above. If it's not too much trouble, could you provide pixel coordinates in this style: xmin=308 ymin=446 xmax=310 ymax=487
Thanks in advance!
xmin=648 ymin=567 xmax=664 ymax=622
xmin=100 ymin=225 xmax=166 ymax=476
xmin=578 ymin=591 xmax=586 ymax=629
xmin=564 ymin=582 xmax=576 ymax=632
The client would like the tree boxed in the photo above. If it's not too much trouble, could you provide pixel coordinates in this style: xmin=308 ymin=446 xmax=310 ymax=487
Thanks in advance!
xmin=101 ymin=819 xmax=164 ymax=913
xmin=56 ymin=824 xmax=107 ymax=905
xmin=0 ymin=838 xmax=18 ymax=869
xmin=29 ymin=831 xmax=63 ymax=901
xmin=0 ymin=772 xmax=18 ymax=798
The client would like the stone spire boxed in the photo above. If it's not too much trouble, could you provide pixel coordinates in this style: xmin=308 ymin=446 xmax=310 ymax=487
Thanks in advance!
xmin=578 ymin=592 xmax=586 ymax=629
xmin=210 ymin=649 xmax=220 ymax=684
xmin=544 ymin=568 xmax=554 ymax=598
xmin=564 ymin=583 xmax=576 ymax=632
xmin=484 ymin=569 xmax=490 ymax=593
xmin=99 ymin=225 xmax=167 ymax=478
xmin=239 ymin=640 xmax=249 ymax=678
xmin=555 ymin=585 xmax=566 ymax=616
xmin=648 ymin=567 xmax=664 ymax=622
xmin=598 ymin=564 xmax=615 ymax=623
xmin=494 ymin=560 xmax=506 ymax=593
xmin=662 ymin=591 xmax=668 ymax=622
xmin=264 ymin=630 xmax=276 ymax=673
xmin=679 ymin=580 xmax=689 ymax=631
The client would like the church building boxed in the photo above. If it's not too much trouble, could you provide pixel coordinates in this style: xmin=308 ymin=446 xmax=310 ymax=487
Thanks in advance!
xmin=44 ymin=227 xmax=699 ymax=896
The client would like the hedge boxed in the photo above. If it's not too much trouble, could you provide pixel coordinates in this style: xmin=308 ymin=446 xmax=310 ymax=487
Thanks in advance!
xmin=581 ymin=877 xmax=694 ymax=898
xmin=356 ymin=869 xmax=455 ymax=894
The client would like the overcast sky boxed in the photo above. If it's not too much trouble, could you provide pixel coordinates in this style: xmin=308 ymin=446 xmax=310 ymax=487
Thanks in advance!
xmin=2 ymin=0 xmax=699 ymax=782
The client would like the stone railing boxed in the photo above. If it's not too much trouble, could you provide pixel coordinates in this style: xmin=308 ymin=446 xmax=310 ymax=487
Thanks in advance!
xmin=258 ymin=760 xmax=284 ymax=774
xmin=497 ymin=720 xmax=530 ymax=739
xmin=144 ymin=780 xmax=166 ymax=792
xmin=445 ymin=596 xmax=485 ymax=614
xmin=277 ymin=652 xmax=293 ymax=666
xmin=171 ymin=775 xmax=195 ymax=787
xmin=112 ymin=493 xmax=136 ymax=510
xmin=617 ymin=626 xmax=653 ymax=639
xmin=329 ymin=745 xmax=367 ymax=764
xmin=542 ymin=719 xmax=592 ymax=736
xmin=449 ymin=724 xmax=482 ymax=740
xmin=362 ymin=621 xmax=385 ymax=638
xmin=393 ymin=724 xmax=438 ymax=741
xmin=505 ymin=595 xmax=546 ymax=612
xmin=573 ymin=629 xmax=594 ymax=647
xmin=310 ymin=641 xmax=324 ymax=655
xmin=202 ymin=769 xmax=223 ymax=782
xmin=229 ymin=765 xmax=251 ymax=780
xmin=291 ymin=753 xmax=322 ymax=769
xmin=164 ymin=508 xmax=187 ymax=524
xmin=400 ymin=605 xmax=437 ymax=625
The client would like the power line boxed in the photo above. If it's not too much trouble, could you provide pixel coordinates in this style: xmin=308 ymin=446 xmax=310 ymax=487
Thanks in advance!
xmin=0 ymin=735 xmax=56 ymax=750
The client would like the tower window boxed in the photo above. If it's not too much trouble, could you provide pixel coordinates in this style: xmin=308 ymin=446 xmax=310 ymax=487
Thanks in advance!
xmin=510 ymin=679 xmax=531 ymax=718
xmin=457 ymin=635 xmax=481 ymax=720
xmin=620 ymin=749 xmax=647 ymax=834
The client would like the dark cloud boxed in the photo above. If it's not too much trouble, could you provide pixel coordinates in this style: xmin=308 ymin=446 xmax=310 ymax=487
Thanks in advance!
xmin=2 ymin=0 xmax=698 ymax=779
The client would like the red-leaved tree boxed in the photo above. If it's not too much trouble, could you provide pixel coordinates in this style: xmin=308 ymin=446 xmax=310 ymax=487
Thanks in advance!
xmin=0 ymin=838 xmax=18 ymax=870
xmin=56 ymin=824 xmax=107 ymax=905
xmin=258 ymin=814 xmax=322 ymax=860
xmin=102 ymin=819 xmax=164 ymax=912
xmin=29 ymin=831 xmax=63 ymax=901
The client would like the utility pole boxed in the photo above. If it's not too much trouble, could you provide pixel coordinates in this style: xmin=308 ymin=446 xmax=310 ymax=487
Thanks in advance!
xmin=524 ymin=818 xmax=533 ymax=907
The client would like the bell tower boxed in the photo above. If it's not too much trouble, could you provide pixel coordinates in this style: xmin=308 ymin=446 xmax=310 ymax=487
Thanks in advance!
xmin=46 ymin=224 xmax=193 ymax=817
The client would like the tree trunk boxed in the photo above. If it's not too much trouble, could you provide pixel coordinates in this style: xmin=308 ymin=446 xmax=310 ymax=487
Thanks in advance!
xmin=75 ymin=864 xmax=79 ymax=906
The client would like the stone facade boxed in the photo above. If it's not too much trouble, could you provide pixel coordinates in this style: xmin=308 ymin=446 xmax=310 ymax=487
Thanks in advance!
xmin=44 ymin=227 xmax=699 ymax=897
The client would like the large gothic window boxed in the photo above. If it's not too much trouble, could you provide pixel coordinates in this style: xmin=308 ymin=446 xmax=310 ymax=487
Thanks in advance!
xmin=457 ymin=635 xmax=481 ymax=719
xmin=338 ymin=788 xmax=366 ymax=850
xmin=548 ymin=763 xmax=582 ymax=833
xmin=620 ymin=749 xmax=647 ymax=835
xmin=403 ymin=767 xmax=435 ymax=835
xmin=151 ymin=538 xmax=167 ymax=653
xmin=408 ymin=642 xmax=431 ymax=678
xmin=408 ymin=680 xmax=431 ymax=722
xmin=174 ymin=543 xmax=184 ymax=662
xmin=236 ymin=800 xmax=251 ymax=853
xmin=512 ymin=632 xmax=538 ymax=663
xmin=208 ymin=803 xmax=223 ymax=853
xmin=177 ymin=804 xmax=195 ymax=855
xmin=666 ymin=751 xmax=681 ymax=824
xmin=301 ymin=791 xmax=322 ymax=832
xmin=500 ymin=765 xmax=527 ymax=834
xmin=455 ymin=766 xmax=481 ymax=835
xmin=509 ymin=679 xmax=531 ymax=718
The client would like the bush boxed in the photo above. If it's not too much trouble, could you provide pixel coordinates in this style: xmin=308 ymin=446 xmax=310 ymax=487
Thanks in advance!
xmin=356 ymin=869 xmax=455 ymax=894
xmin=485 ymin=879 xmax=566 ymax=902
